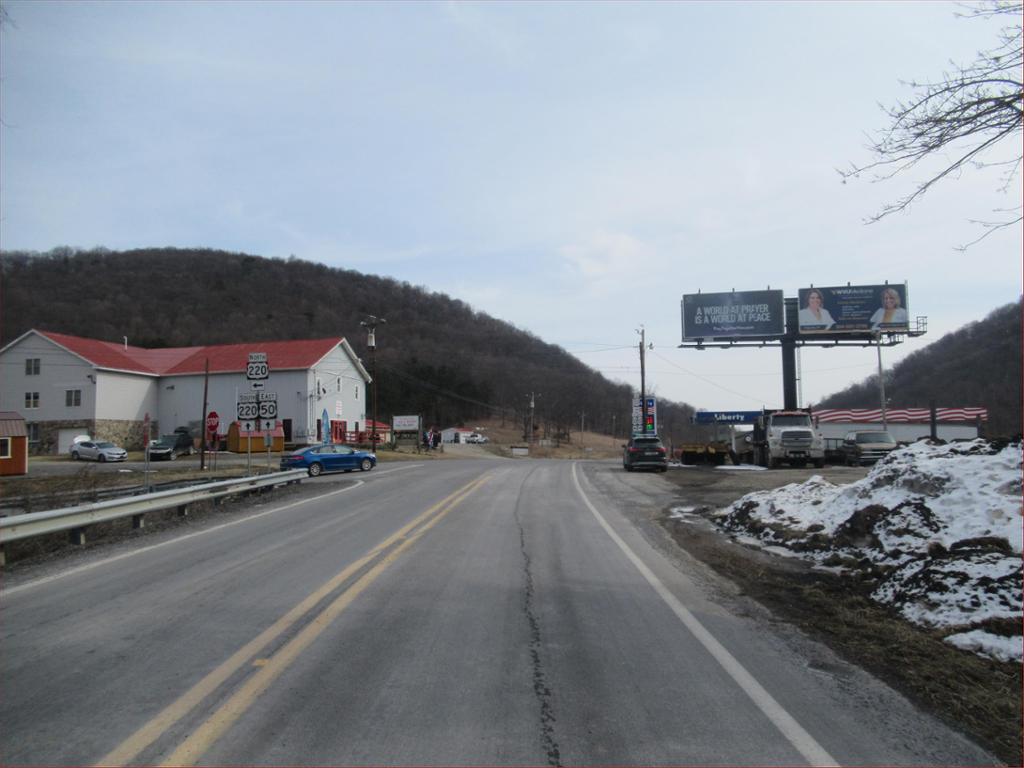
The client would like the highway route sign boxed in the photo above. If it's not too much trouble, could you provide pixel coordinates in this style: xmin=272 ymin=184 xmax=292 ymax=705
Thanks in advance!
xmin=237 ymin=393 xmax=259 ymax=422
xmin=247 ymin=352 xmax=269 ymax=380
xmin=258 ymin=392 xmax=277 ymax=420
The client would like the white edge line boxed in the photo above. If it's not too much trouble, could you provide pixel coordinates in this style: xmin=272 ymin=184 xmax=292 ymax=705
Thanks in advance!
xmin=3 ymin=464 xmax=419 ymax=596
xmin=570 ymin=463 xmax=840 ymax=767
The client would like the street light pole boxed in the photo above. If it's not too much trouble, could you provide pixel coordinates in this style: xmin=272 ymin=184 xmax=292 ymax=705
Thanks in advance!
xmin=360 ymin=315 xmax=387 ymax=449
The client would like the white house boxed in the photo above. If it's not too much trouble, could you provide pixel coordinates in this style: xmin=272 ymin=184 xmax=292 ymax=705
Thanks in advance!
xmin=0 ymin=330 xmax=371 ymax=454
xmin=441 ymin=427 xmax=475 ymax=444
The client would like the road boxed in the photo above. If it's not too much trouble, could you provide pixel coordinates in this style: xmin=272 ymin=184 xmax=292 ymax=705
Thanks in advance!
xmin=0 ymin=459 xmax=995 ymax=765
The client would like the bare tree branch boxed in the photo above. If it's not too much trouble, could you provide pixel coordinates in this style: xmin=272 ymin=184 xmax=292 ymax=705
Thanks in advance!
xmin=840 ymin=1 xmax=1023 ymax=246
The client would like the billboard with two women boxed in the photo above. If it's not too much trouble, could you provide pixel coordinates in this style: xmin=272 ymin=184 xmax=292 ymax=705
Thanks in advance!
xmin=797 ymin=284 xmax=909 ymax=334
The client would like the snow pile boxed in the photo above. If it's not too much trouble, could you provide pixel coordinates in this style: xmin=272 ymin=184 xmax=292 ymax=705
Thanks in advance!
xmin=713 ymin=439 xmax=1023 ymax=662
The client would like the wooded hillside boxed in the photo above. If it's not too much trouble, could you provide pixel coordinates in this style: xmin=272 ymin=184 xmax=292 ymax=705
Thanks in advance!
xmin=0 ymin=247 xmax=707 ymax=443
xmin=817 ymin=300 xmax=1022 ymax=437
xmin=4 ymin=248 xmax=1018 ymax=441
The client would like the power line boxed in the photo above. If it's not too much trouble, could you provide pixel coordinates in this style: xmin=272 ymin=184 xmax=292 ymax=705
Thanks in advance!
xmin=647 ymin=350 xmax=765 ymax=405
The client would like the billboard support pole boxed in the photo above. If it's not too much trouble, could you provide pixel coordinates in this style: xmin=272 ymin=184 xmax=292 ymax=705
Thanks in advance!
xmin=876 ymin=331 xmax=888 ymax=427
xmin=781 ymin=298 xmax=798 ymax=410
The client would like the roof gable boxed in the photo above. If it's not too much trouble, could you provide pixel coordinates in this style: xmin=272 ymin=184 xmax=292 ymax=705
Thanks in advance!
xmin=15 ymin=330 xmax=364 ymax=378
xmin=36 ymin=330 xmax=163 ymax=375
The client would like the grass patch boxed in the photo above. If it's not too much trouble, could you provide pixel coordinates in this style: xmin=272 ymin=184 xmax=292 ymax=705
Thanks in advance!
xmin=661 ymin=516 xmax=1022 ymax=765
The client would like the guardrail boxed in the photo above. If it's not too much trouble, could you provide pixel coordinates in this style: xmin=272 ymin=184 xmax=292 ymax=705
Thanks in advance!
xmin=0 ymin=476 xmax=251 ymax=514
xmin=0 ymin=469 xmax=308 ymax=566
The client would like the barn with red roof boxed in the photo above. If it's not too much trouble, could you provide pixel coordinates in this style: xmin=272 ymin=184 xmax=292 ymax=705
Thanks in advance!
xmin=0 ymin=330 xmax=371 ymax=453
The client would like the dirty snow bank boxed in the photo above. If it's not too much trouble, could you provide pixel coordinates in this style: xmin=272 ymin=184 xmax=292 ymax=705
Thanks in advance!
xmin=713 ymin=439 xmax=1022 ymax=662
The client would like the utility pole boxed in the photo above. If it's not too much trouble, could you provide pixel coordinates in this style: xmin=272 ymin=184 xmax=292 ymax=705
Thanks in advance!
xmin=637 ymin=326 xmax=649 ymax=435
xmin=527 ymin=392 xmax=536 ymax=444
xmin=360 ymin=316 xmax=386 ymax=450
xmin=199 ymin=358 xmax=209 ymax=471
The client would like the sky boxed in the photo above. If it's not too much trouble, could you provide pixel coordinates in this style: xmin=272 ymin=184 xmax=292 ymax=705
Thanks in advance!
xmin=1 ymin=1 xmax=1021 ymax=412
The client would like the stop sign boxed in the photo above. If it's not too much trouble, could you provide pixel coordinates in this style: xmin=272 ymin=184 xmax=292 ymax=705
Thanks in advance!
xmin=206 ymin=411 xmax=220 ymax=433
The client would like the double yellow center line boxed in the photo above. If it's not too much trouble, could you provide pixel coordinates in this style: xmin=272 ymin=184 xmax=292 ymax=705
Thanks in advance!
xmin=98 ymin=472 xmax=494 ymax=767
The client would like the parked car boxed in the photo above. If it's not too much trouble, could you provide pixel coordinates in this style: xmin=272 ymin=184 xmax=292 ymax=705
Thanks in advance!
xmin=465 ymin=433 xmax=489 ymax=444
xmin=841 ymin=430 xmax=898 ymax=466
xmin=146 ymin=433 xmax=195 ymax=461
xmin=69 ymin=439 xmax=128 ymax=462
xmin=623 ymin=435 xmax=668 ymax=472
xmin=280 ymin=444 xmax=377 ymax=476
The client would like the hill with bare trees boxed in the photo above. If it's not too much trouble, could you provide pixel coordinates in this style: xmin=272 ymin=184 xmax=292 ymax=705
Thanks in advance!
xmin=817 ymin=300 xmax=1021 ymax=437
xmin=1 ymin=247 xmax=704 ymax=444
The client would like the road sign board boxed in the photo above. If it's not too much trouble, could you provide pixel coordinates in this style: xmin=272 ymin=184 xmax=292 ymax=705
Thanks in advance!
xmin=237 ymin=401 xmax=259 ymax=421
xmin=250 ymin=381 xmax=265 ymax=390
xmin=257 ymin=392 xmax=277 ymax=401
xmin=258 ymin=400 xmax=278 ymax=420
xmin=241 ymin=420 xmax=256 ymax=432
xmin=260 ymin=419 xmax=275 ymax=431
xmin=246 ymin=352 xmax=269 ymax=380
xmin=239 ymin=392 xmax=257 ymax=403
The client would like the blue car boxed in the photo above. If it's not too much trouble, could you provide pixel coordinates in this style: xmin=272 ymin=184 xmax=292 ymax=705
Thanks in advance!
xmin=280 ymin=443 xmax=377 ymax=476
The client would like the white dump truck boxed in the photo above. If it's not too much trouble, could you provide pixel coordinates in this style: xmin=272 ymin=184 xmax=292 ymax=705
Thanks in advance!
xmin=736 ymin=409 xmax=825 ymax=468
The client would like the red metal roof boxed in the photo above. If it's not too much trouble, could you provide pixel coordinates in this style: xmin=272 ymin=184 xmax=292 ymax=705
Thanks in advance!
xmin=162 ymin=338 xmax=343 ymax=375
xmin=35 ymin=331 xmax=346 ymax=376
xmin=38 ymin=331 xmax=167 ymax=374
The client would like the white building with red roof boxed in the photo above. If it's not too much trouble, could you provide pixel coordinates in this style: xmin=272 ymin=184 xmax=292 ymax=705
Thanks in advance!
xmin=0 ymin=330 xmax=371 ymax=454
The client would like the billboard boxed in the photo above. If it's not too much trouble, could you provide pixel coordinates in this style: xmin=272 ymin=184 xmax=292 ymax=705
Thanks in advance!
xmin=681 ymin=290 xmax=785 ymax=339
xmin=797 ymin=284 xmax=909 ymax=334
xmin=392 ymin=415 xmax=421 ymax=432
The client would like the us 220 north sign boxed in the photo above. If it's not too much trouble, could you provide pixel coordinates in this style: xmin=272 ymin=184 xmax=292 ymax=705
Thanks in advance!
xmin=246 ymin=352 xmax=269 ymax=380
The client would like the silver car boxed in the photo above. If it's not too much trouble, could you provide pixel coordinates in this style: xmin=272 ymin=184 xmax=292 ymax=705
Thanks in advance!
xmin=70 ymin=440 xmax=128 ymax=462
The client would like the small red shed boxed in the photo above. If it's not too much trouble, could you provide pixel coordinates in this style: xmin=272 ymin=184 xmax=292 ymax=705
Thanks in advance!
xmin=0 ymin=411 xmax=29 ymax=476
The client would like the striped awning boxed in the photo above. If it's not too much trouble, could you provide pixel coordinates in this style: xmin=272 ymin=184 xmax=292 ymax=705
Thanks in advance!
xmin=813 ymin=408 xmax=988 ymax=423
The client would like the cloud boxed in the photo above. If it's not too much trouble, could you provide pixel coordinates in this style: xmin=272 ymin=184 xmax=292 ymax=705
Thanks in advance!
xmin=559 ymin=231 xmax=653 ymax=296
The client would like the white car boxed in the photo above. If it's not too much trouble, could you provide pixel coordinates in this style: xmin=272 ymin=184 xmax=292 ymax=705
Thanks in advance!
xmin=465 ymin=433 xmax=489 ymax=444
xmin=70 ymin=439 xmax=128 ymax=462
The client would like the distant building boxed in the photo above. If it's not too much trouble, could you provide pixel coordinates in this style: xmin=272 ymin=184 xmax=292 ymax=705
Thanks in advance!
xmin=0 ymin=330 xmax=371 ymax=454
xmin=813 ymin=407 xmax=987 ymax=443
xmin=441 ymin=427 xmax=474 ymax=444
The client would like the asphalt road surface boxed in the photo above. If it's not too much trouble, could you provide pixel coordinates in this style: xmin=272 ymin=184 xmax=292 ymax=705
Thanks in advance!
xmin=0 ymin=459 xmax=995 ymax=765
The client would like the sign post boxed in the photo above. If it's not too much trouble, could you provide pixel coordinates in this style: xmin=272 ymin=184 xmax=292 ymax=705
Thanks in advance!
xmin=245 ymin=353 xmax=270 ymax=473
xmin=143 ymin=412 xmax=151 ymax=491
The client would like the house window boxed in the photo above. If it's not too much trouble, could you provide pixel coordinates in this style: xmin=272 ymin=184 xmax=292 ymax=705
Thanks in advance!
xmin=24 ymin=392 xmax=39 ymax=409
xmin=66 ymin=389 xmax=82 ymax=407
xmin=0 ymin=437 xmax=10 ymax=459
xmin=337 ymin=378 xmax=342 ymax=392
xmin=25 ymin=358 xmax=40 ymax=375
xmin=354 ymin=385 xmax=359 ymax=400
xmin=27 ymin=424 xmax=40 ymax=443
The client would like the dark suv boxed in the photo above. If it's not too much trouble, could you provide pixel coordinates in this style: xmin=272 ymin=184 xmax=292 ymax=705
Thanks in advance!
xmin=623 ymin=436 xmax=668 ymax=472
xmin=841 ymin=430 xmax=898 ymax=466
xmin=147 ymin=431 xmax=195 ymax=461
